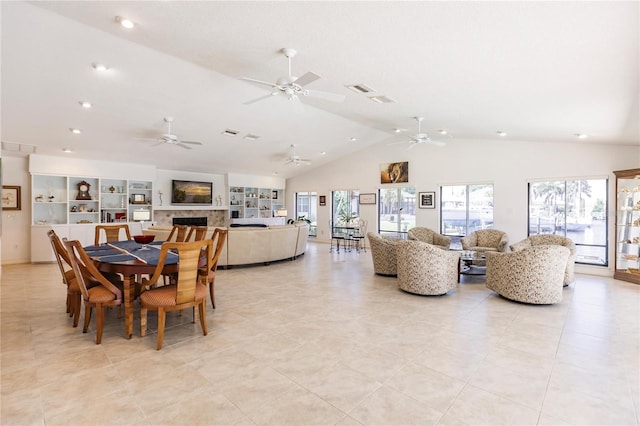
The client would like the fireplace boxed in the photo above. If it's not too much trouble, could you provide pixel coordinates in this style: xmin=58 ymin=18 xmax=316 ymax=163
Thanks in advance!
xmin=173 ymin=217 xmax=207 ymax=227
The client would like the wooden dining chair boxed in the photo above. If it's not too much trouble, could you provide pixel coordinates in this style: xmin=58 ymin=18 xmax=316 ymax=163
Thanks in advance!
xmin=48 ymin=229 xmax=80 ymax=320
xmin=94 ymin=224 xmax=132 ymax=245
xmin=167 ymin=225 xmax=189 ymax=242
xmin=63 ymin=239 xmax=124 ymax=344
xmin=186 ymin=226 xmax=208 ymax=242
xmin=139 ymin=240 xmax=213 ymax=350
xmin=198 ymin=228 xmax=228 ymax=309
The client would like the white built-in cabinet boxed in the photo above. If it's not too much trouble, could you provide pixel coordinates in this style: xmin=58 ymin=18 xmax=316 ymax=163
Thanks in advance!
xmin=31 ymin=174 xmax=151 ymax=262
xmin=229 ymin=186 xmax=284 ymax=220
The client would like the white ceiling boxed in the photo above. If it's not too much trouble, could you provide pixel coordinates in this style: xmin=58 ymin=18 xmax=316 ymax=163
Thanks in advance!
xmin=2 ymin=1 xmax=638 ymax=178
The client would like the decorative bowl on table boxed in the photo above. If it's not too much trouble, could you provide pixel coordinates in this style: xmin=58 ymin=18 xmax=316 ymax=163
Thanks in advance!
xmin=133 ymin=235 xmax=155 ymax=244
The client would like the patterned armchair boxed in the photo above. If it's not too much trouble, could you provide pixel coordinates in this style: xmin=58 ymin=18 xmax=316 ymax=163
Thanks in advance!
xmin=485 ymin=245 xmax=570 ymax=304
xmin=367 ymin=233 xmax=401 ymax=276
xmin=509 ymin=235 xmax=576 ymax=286
xmin=396 ymin=240 xmax=461 ymax=295
xmin=461 ymin=229 xmax=508 ymax=252
xmin=407 ymin=227 xmax=451 ymax=250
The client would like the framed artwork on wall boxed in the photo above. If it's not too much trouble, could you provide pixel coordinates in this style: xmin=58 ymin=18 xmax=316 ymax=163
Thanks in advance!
xmin=359 ymin=193 xmax=376 ymax=204
xmin=419 ymin=191 xmax=436 ymax=209
xmin=319 ymin=195 xmax=326 ymax=206
xmin=2 ymin=186 xmax=21 ymax=210
xmin=380 ymin=161 xmax=409 ymax=184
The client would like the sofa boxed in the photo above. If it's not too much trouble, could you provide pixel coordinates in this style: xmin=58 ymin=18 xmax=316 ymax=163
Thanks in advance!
xmin=509 ymin=234 xmax=576 ymax=286
xmin=485 ymin=245 xmax=569 ymax=304
xmin=142 ymin=224 xmax=309 ymax=267
xmin=396 ymin=240 xmax=460 ymax=295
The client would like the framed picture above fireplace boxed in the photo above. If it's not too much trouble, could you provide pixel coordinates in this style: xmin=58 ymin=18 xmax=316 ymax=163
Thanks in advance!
xmin=171 ymin=180 xmax=213 ymax=205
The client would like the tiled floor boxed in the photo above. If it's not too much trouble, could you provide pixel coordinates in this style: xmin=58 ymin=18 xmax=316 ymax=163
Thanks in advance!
xmin=1 ymin=241 xmax=639 ymax=426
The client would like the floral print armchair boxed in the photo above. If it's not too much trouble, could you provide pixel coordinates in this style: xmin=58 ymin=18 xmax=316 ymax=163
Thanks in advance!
xmin=509 ymin=235 xmax=576 ymax=286
xmin=407 ymin=227 xmax=451 ymax=250
xmin=367 ymin=233 xmax=401 ymax=276
xmin=461 ymin=229 xmax=508 ymax=252
xmin=485 ymin=245 xmax=570 ymax=304
xmin=396 ymin=240 xmax=461 ymax=295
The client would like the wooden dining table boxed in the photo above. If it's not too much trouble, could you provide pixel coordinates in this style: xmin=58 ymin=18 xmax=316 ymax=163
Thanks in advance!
xmin=84 ymin=240 xmax=179 ymax=339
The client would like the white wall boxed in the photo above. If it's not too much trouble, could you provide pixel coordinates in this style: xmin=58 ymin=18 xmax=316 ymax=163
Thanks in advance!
xmin=2 ymin=156 xmax=31 ymax=264
xmin=286 ymin=137 xmax=640 ymax=276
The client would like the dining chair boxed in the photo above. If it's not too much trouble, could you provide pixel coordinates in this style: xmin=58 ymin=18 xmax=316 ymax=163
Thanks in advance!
xmin=166 ymin=224 xmax=189 ymax=242
xmin=198 ymin=228 xmax=228 ymax=309
xmin=186 ymin=226 xmax=208 ymax=242
xmin=48 ymin=229 xmax=80 ymax=320
xmin=63 ymin=239 xmax=124 ymax=344
xmin=329 ymin=220 xmax=345 ymax=253
xmin=94 ymin=224 xmax=132 ymax=245
xmin=139 ymin=240 xmax=213 ymax=350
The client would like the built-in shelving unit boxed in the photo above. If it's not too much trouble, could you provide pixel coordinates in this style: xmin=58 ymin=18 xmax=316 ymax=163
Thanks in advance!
xmin=614 ymin=168 xmax=640 ymax=284
xmin=229 ymin=186 xmax=284 ymax=220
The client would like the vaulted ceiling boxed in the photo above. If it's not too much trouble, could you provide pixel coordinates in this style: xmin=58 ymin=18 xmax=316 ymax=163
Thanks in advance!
xmin=2 ymin=1 xmax=638 ymax=178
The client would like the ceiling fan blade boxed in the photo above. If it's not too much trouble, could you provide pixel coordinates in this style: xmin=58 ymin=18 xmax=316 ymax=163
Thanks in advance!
xmin=306 ymin=89 xmax=345 ymax=103
xmin=294 ymin=71 xmax=321 ymax=87
xmin=429 ymin=140 xmax=447 ymax=147
xmin=151 ymin=141 xmax=164 ymax=147
xmin=406 ymin=143 xmax=418 ymax=150
xmin=180 ymin=140 xmax=203 ymax=145
xmin=244 ymin=93 xmax=279 ymax=105
xmin=177 ymin=143 xmax=193 ymax=150
xmin=240 ymin=77 xmax=278 ymax=88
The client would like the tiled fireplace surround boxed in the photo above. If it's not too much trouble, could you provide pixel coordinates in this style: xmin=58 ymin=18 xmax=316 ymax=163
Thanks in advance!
xmin=153 ymin=210 xmax=226 ymax=227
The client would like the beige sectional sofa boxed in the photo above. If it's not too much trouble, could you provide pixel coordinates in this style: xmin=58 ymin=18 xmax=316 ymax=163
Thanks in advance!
xmin=142 ymin=224 xmax=309 ymax=267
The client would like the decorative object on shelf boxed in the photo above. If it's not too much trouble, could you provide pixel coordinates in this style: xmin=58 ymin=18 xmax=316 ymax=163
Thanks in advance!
xmin=158 ymin=190 xmax=163 ymax=206
xmin=109 ymin=185 xmax=115 ymax=193
xmin=70 ymin=205 xmax=78 ymax=212
xmin=359 ymin=193 xmax=376 ymax=205
xmin=76 ymin=181 xmax=92 ymax=200
xmin=2 ymin=185 xmax=21 ymax=210
xmin=272 ymin=190 xmax=278 ymax=200
xmin=35 ymin=194 xmax=44 ymax=202
xmin=79 ymin=204 xmax=88 ymax=212
xmin=418 ymin=191 xmax=436 ymax=209
xmin=132 ymin=194 xmax=146 ymax=204
xmin=48 ymin=195 xmax=55 ymax=202
xmin=215 ymin=195 xmax=223 ymax=206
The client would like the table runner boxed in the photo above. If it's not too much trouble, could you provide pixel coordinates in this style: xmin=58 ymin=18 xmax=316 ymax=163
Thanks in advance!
xmin=107 ymin=240 xmax=178 ymax=265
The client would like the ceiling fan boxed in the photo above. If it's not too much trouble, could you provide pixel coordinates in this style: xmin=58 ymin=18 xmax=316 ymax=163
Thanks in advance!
xmin=241 ymin=48 xmax=345 ymax=104
xmin=139 ymin=117 xmax=203 ymax=150
xmin=390 ymin=117 xmax=446 ymax=149
xmin=285 ymin=144 xmax=312 ymax=166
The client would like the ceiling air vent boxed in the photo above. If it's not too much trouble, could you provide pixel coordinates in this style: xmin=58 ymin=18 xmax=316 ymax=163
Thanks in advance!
xmin=221 ymin=129 xmax=239 ymax=137
xmin=346 ymin=84 xmax=375 ymax=94
xmin=368 ymin=95 xmax=396 ymax=104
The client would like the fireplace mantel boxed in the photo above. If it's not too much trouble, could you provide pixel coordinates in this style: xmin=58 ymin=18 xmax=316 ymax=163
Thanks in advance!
xmin=154 ymin=206 xmax=228 ymax=211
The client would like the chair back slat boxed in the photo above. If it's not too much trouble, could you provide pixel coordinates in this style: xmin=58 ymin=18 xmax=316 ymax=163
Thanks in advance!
xmin=94 ymin=224 xmax=132 ymax=245
xmin=186 ymin=226 xmax=208 ymax=241
xmin=167 ymin=225 xmax=189 ymax=242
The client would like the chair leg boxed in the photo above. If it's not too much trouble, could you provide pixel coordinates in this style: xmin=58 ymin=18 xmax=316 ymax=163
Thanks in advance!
xmin=72 ymin=294 xmax=81 ymax=327
xmin=83 ymin=305 xmax=92 ymax=333
xmin=140 ymin=306 xmax=147 ymax=337
xmin=209 ymin=279 xmax=216 ymax=309
xmin=156 ymin=308 xmax=166 ymax=350
xmin=96 ymin=306 xmax=104 ymax=344
xmin=199 ymin=301 xmax=208 ymax=336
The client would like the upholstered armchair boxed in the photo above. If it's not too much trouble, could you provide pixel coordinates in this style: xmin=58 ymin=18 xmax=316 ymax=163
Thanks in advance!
xmin=396 ymin=240 xmax=461 ymax=295
xmin=509 ymin=235 xmax=576 ymax=286
xmin=485 ymin=245 xmax=570 ymax=304
xmin=407 ymin=227 xmax=451 ymax=250
xmin=461 ymin=229 xmax=508 ymax=252
xmin=367 ymin=232 xmax=401 ymax=276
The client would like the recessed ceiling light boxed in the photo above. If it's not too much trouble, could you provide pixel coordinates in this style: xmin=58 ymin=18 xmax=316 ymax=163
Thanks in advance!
xmin=438 ymin=130 xmax=447 ymax=135
xmin=273 ymin=172 xmax=279 ymax=175
xmin=79 ymin=101 xmax=92 ymax=108
xmin=69 ymin=128 xmax=82 ymax=134
xmin=116 ymin=16 xmax=135 ymax=29
xmin=92 ymin=63 xmax=108 ymax=72
xmin=320 ymin=151 xmax=326 ymax=155
xmin=243 ymin=134 xmax=259 ymax=141
xmin=368 ymin=95 xmax=396 ymax=104
xmin=62 ymin=148 xmax=72 ymax=153
xmin=350 ymin=137 xmax=357 ymax=142
xmin=575 ymin=133 xmax=588 ymax=139
xmin=393 ymin=128 xmax=402 ymax=133
xmin=497 ymin=131 xmax=507 ymax=137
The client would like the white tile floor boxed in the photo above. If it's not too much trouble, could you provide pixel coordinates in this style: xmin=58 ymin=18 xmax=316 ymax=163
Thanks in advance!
xmin=1 ymin=241 xmax=639 ymax=425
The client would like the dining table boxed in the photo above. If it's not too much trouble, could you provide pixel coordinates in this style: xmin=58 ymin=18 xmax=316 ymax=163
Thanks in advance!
xmin=83 ymin=240 xmax=179 ymax=339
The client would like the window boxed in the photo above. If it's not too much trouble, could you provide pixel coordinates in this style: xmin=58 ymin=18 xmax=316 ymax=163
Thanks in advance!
xmin=295 ymin=192 xmax=317 ymax=237
xmin=378 ymin=187 xmax=416 ymax=238
xmin=528 ymin=178 xmax=608 ymax=266
xmin=332 ymin=190 xmax=359 ymax=227
xmin=441 ymin=184 xmax=494 ymax=239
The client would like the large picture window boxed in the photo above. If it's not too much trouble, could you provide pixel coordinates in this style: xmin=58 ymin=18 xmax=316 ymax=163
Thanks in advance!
xmin=378 ymin=187 xmax=416 ymax=238
xmin=295 ymin=191 xmax=317 ymax=237
xmin=528 ymin=178 xmax=608 ymax=266
xmin=440 ymin=184 xmax=494 ymax=237
xmin=332 ymin=190 xmax=359 ymax=227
